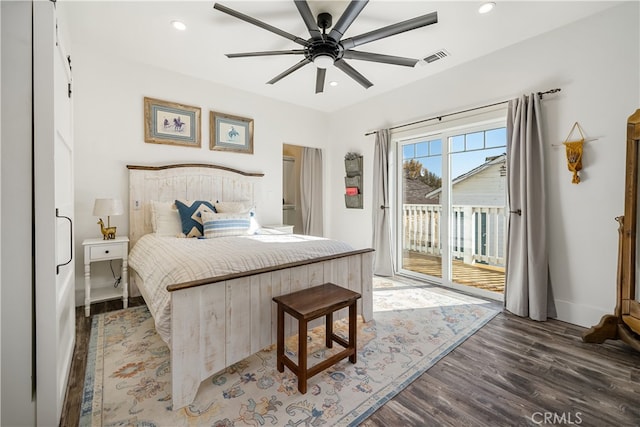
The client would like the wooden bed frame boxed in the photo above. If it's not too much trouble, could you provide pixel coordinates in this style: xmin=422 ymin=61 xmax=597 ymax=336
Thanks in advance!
xmin=127 ymin=163 xmax=374 ymax=410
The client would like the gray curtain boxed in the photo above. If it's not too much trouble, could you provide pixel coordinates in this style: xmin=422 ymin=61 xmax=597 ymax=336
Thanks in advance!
xmin=372 ymin=129 xmax=394 ymax=276
xmin=300 ymin=147 xmax=323 ymax=236
xmin=505 ymin=94 xmax=556 ymax=321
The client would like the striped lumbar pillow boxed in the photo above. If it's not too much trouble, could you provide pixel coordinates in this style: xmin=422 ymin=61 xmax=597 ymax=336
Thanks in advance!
xmin=202 ymin=211 xmax=251 ymax=238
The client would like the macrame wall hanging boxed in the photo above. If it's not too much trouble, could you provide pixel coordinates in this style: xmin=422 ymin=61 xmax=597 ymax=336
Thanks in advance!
xmin=563 ymin=122 xmax=585 ymax=184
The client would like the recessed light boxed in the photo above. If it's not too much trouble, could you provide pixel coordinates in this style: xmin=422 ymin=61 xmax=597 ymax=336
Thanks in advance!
xmin=171 ymin=20 xmax=187 ymax=31
xmin=329 ymin=81 xmax=338 ymax=87
xmin=478 ymin=2 xmax=495 ymax=14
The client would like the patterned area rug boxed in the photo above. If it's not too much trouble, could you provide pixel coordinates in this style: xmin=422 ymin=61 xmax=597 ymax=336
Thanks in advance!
xmin=80 ymin=277 xmax=500 ymax=426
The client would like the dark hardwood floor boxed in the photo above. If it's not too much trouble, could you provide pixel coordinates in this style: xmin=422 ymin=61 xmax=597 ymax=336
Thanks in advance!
xmin=362 ymin=313 xmax=640 ymax=427
xmin=60 ymin=298 xmax=640 ymax=427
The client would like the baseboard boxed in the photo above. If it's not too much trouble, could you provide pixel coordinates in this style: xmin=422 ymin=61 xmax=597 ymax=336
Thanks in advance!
xmin=553 ymin=299 xmax=613 ymax=328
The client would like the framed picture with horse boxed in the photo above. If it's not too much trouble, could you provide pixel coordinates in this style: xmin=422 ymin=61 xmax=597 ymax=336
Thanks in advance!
xmin=143 ymin=97 xmax=201 ymax=148
xmin=210 ymin=110 xmax=254 ymax=154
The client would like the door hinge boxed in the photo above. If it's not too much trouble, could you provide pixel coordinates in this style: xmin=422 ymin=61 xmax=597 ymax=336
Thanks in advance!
xmin=68 ymin=83 xmax=72 ymax=98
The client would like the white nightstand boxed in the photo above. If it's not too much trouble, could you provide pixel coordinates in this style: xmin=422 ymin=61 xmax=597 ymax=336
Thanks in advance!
xmin=262 ymin=224 xmax=294 ymax=234
xmin=82 ymin=236 xmax=129 ymax=317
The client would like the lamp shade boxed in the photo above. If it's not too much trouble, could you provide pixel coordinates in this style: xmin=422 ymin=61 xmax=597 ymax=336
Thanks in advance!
xmin=93 ymin=198 xmax=124 ymax=217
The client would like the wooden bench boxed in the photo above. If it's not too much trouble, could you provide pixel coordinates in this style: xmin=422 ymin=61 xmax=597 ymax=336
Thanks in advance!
xmin=272 ymin=282 xmax=361 ymax=393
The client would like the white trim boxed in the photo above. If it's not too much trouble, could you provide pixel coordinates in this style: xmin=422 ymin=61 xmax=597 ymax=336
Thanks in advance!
xmin=391 ymin=103 xmax=508 ymax=141
xmin=553 ymin=299 xmax=611 ymax=328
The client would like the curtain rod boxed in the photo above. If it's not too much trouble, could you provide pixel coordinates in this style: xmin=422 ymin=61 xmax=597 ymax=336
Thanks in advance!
xmin=364 ymin=88 xmax=561 ymax=137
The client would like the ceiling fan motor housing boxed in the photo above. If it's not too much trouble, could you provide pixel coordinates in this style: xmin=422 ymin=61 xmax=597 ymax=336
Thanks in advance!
xmin=305 ymin=38 xmax=342 ymax=63
xmin=317 ymin=12 xmax=332 ymax=31
xmin=305 ymin=12 xmax=342 ymax=64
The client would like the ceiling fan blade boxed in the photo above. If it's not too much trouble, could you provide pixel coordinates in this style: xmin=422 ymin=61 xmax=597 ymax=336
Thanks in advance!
xmin=328 ymin=0 xmax=369 ymax=42
xmin=226 ymin=50 xmax=305 ymax=58
xmin=214 ymin=3 xmax=308 ymax=47
xmin=315 ymin=68 xmax=326 ymax=94
xmin=294 ymin=0 xmax=322 ymax=39
xmin=341 ymin=11 xmax=438 ymax=49
xmin=267 ymin=58 xmax=312 ymax=85
xmin=342 ymin=50 xmax=418 ymax=67
xmin=334 ymin=59 xmax=373 ymax=89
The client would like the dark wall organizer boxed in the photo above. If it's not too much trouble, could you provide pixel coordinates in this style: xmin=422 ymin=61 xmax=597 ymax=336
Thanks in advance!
xmin=344 ymin=153 xmax=363 ymax=209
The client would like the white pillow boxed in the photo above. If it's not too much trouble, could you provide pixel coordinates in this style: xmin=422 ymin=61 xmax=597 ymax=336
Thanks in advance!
xmin=248 ymin=216 xmax=260 ymax=235
xmin=151 ymin=201 xmax=183 ymax=237
xmin=214 ymin=200 xmax=251 ymax=213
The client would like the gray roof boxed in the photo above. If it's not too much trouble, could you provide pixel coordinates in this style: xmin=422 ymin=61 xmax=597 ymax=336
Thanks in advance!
xmin=403 ymin=178 xmax=439 ymax=204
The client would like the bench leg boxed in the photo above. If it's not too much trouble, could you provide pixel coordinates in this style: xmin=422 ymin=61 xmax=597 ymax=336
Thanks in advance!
xmin=349 ymin=302 xmax=357 ymax=364
xmin=298 ymin=318 xmax=308 ymax=394
xmin=277 ymin=305 xmax=284 ymax=373
xmin=325 ymin=312 xmax=333 ymax=348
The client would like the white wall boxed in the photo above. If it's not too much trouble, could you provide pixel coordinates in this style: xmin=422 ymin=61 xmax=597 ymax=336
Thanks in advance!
xmin=326 ymin=2 xmax=640 ymax=327
xmin=72 ymin=46 xmax=329 ymax=304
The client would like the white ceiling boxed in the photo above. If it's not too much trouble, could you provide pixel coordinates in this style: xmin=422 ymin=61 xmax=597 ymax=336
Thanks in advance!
xmin=63 ymin=1 xmax=619 ymax=113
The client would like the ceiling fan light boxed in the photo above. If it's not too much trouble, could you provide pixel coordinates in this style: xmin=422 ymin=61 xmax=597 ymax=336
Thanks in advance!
xmin=478 ymin=2 xmax=495 ymax=14
xmin=313 ymin=54 xmax=334 ymax=69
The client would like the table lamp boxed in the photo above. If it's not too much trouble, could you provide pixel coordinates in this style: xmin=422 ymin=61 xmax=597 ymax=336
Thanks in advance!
xmin=93 ymin=198 xmax=124 ymax=240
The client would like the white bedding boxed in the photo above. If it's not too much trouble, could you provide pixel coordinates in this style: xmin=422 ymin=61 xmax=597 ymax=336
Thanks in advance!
xmin=128 ymin=232 xmax=354 ymax=345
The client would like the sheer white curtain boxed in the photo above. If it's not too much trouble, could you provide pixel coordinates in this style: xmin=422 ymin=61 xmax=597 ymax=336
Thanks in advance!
xmin=372 ymin=129 xmax=394 ymax=276
xmin=505 ymin=94 xmax=556 ymax=321
xmin=300 ymin=147 xmax=323 ymax=236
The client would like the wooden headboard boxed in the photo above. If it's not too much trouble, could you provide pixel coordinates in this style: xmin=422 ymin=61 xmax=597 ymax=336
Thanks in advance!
xmin=126 ymin=163 xmax=264 ymax=247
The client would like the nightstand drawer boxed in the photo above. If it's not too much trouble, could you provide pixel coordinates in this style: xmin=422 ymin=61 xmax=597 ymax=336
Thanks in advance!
xmin=90 ymin=244 xmax=124 ymax=260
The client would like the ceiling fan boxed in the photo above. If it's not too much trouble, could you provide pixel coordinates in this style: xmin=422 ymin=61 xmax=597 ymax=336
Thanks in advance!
xmin=213 ymin=0 xmax=438 ymax=94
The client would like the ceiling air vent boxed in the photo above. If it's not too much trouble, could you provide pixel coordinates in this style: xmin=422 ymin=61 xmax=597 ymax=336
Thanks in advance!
xmin=423 ymin=49 xmax=449 ymax=64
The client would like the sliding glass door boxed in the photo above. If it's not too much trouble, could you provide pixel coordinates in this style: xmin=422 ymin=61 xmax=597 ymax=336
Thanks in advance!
xmin=396 ymin=113 xmax=507 ymax=299
xmin=400 ymin=137 xmax=444 ymax=280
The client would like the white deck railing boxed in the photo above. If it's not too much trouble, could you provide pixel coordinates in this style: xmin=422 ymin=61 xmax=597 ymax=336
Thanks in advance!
xmin=403 ymin=204 xmax=507 ymax=268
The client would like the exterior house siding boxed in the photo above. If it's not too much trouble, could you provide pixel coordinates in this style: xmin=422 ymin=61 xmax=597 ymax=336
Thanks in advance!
xmin=451 ymin=162 xmax=506 ymax=207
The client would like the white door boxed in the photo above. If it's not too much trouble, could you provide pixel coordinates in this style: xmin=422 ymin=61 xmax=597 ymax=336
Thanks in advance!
xmin=34 ymin=1 xmax=76 ymax=424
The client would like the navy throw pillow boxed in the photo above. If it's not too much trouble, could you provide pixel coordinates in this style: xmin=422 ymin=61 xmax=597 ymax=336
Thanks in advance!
xmin=174 ymin=200 xmax=216 ymax=238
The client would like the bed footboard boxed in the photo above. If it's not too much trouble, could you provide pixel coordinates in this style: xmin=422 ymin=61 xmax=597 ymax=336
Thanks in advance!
xmin=169 ymin=249 xmax=374 ymax=410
